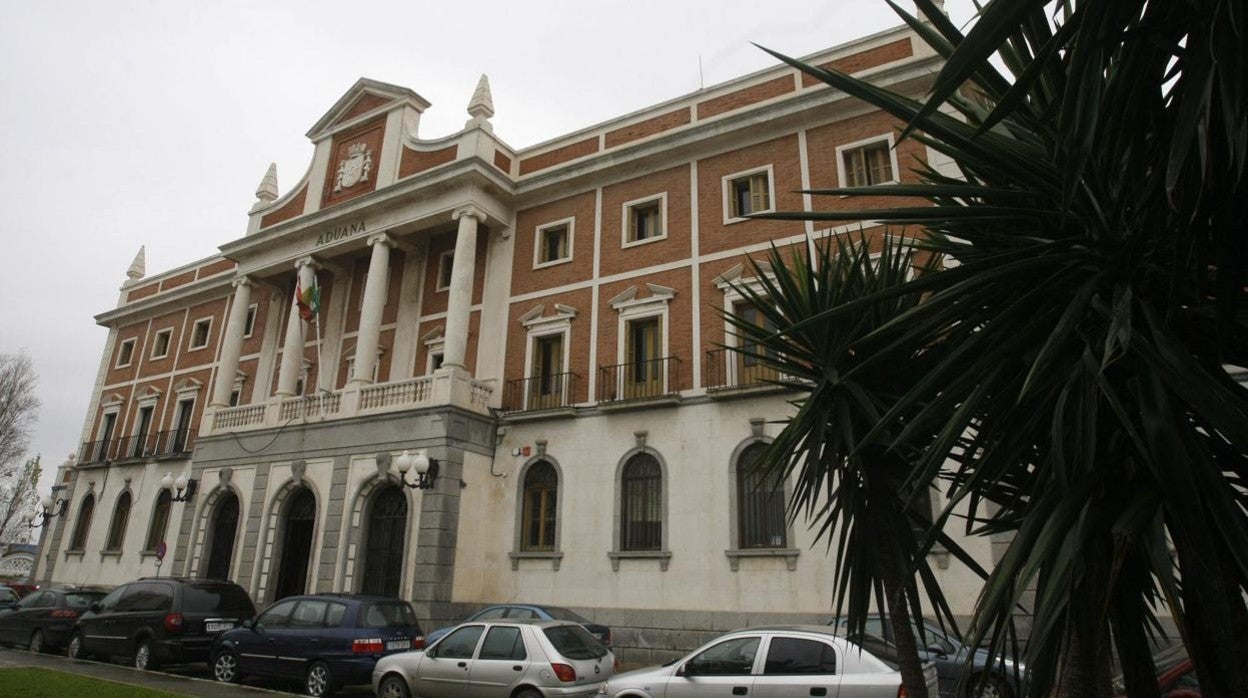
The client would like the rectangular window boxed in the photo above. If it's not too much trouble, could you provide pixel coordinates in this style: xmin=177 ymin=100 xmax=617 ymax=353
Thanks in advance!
xmin=728 ymin=171 xmax=771 ymax=219
xmin=243 ymin=305 xmax=257 ymax=338
xmin=624 ymin=317 xmax=662 ymax=398
xmin=437 ymin=251 xmax=454 ymax=291
xmin=535 ymin=221 xmax=572 ymax=266
xmin=151 ymin=329 xmax=172 ymax=359
xmin=529 ymin=334 xmax=565 ymax=410
xmin=133 ymin=406 xmax=155 ymax=458
xmin=625 ymin=197 xmax=665 ymax=245
xmin=115 ymin=338 xmax=136 ymax=368
xmin=97 ymin=412 xmax=118 ymax=461
xmin=189 ymin=318 xmax=212 ymax=350
xmin=841 ymin=140 xmax=895 ymax=187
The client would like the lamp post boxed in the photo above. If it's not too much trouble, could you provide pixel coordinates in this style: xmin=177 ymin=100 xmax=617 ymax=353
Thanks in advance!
xmin=395 ymin=450 xmax=439 ymax=490
xmin=161 ymin=472 xmax=198 ymax=502
xmin=25 ymin=494 xmax=67 ymax=528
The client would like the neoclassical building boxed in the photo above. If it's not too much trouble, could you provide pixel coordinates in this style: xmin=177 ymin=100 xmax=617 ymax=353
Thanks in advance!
xmin=34 ymin=14 xmax=994 ymax=662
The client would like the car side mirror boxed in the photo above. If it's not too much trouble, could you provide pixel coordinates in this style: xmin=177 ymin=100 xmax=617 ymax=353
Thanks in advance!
xmin=677 ymin=662 xmax=695 ymax=677
xmin=89 ymin=602 xmax=101 ymax=613
xmin=241 ymin=619 xmax=253 ymax=630
xmin=926 ymin=645 xmax=948 ymax=658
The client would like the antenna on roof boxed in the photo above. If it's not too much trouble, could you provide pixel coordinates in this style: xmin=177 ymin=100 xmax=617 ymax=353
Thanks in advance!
xmin=698 ymin=55 xmax=705 ymax=90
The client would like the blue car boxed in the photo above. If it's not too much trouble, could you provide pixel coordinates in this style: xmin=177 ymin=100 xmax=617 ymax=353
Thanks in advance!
xmin=210 ymin=593 xmax=423 ymax=697
xmin=425 ymin=603 xmax=612 ymax=648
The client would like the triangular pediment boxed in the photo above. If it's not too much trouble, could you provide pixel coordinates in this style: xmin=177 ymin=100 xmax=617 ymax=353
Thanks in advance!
xmin=307 ymin=78 xmax=432 ymax=140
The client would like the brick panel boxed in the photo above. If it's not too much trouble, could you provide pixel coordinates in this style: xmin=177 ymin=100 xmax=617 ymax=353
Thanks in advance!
xmin=511 ymin=192 xmax=597 ymax=297
xmin=240 ymin=285 xmax=278 ymax=358
xmin=335 ymin=93 xmax=392 ymax=125
xmin=605 ymin=108 xmax=691 ymax=148
xmin=518 ymin=137 xmax=599 ymax=175
xmin=696 ymin=76 xmax=795 ymax=120
xmin=126 ymin=283 xmax=160 ymax=303
xmin=801 ymin=38 xmax=914 ymax=87
xmin=398 ymin=145 xmax=457 ymax=179
xmin=596 ymin=267 xmax=694 ymax=394
xmin=260 ymin=184 xmax=308 ymax=229
xmin=805 ymin=113 xmax=929 ymax=214
xmin=504 ymin=287 xmax=594 ymax=404
xmin=159 ymin=270 xmax=197 ymax=293
xmin=176 ymin=298 xmax=229 ymax=371
xmin=321 ymin=117 xmax=386 ymax=209
xmin=493 ymin=150 xmax=512 ymax=173
xmin=413 ymin=318 xmax=444 ymax=377
xmin=139 ymin=310 xmax=188 ymax=379
xmin=420 ymin=230 xmax=490 ymax=316
xmin=599 ymin=166 xmax=692 ymax=278
xmin=105 ymin=322 xmax=148 ymax=386
xmin=237 ymin=358 xmax=260 ymax=405
xmin=697 ymin=135 xmax=806 ymax=255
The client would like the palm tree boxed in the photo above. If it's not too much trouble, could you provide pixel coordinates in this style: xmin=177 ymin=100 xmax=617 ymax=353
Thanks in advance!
xmin=740 ymin=0 xmax=1248 ymax=695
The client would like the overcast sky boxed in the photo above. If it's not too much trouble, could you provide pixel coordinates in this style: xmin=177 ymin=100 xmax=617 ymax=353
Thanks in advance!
xmin=0 ymin=0 xmax=977 ymax=505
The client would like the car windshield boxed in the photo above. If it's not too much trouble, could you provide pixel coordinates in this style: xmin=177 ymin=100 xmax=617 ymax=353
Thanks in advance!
xmin=544 ymin=625 xmax=608 ymax=660
xmin=362 ymin=601 xmax=418 ymax=629
xmin=182 ymin=584 xmax=254 ymax=614
xmin=0 ymin=589 xmax=17 ymax=602
xmin=543 ymin=606 xmax=592 ymax=624
xmin=65 ymin=592 xmax=106 ymax=609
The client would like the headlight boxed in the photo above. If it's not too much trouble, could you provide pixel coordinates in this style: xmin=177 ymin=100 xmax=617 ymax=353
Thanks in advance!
xmin=596 ymin=686 xmax=608 ymax=695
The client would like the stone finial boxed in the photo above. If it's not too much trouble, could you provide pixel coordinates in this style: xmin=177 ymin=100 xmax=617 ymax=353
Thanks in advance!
xmin=252 ymin=163 xmax=279 ymax=211
xmin=465 ymin=74 xmax=494 ymax=131
xmin=126 ymin=246 xmax=146 ymax=282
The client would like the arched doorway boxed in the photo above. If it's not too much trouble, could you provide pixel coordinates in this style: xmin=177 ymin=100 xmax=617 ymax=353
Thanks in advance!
xmin=274 ymin=487 xmax=316 ymax=600
xmin=204 ymin=492 xmax=240 ymax=580
xmin=360 ymin=485 xmax=408 ymax=596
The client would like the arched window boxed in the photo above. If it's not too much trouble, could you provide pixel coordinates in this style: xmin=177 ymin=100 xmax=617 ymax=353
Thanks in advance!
xmin=736 ymin=442 xmax=786 ymax=549
xmin=620 ymin=453 xmax=662 ymax=551
xmin=145 ymin=489 xmax=173 ymax=551
xmin=68 ymin=494 xmax=95 ymax=550
xmin=521 ymin=461 xmax=558 ymax=552
xmin=104 ymin=491 xmax=132 ymax=551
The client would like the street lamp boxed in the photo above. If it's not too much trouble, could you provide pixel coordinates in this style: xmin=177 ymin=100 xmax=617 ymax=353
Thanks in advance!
xmin=26 ymin=494 xmax=66 ymax=528
xmin=395 ymin=450 xmax=439 ymax=490
xmin=161 ymin=472 xmax=198 ymax=502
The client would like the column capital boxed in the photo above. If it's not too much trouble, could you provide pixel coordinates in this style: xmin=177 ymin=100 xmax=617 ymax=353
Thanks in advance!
xmin=294 ymin=256 xmax=320 ymax=271
xmin=366 ymin=232 xmax=395 ymax=248
xmin=231 ymin=275 xmax=254 ymax=289
xmin=452 ymin=205 xmax=486 ymax=223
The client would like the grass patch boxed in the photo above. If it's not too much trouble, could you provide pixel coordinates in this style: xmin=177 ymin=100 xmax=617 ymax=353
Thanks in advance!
xmin=0 ymin=667 xmax=186 ymax=697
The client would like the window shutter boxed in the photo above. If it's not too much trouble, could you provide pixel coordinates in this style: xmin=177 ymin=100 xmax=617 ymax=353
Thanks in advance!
xmin=868 ymin=145 xmax=891 ymax=184
xmin=749 ymin=174 xmax=769 ymax=213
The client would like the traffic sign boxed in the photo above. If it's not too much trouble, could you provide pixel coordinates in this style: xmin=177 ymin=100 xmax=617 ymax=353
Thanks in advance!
xmin=155 ymin=541 xmax=167 ymax=562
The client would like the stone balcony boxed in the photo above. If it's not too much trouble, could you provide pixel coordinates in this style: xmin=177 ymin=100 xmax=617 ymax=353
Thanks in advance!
xmin=202 ymin=368 xmax=494 ymax=437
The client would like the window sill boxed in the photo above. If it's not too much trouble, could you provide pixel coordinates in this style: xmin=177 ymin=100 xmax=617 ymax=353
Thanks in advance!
xmin=63 ymin=549 xmax=85 ymax=560
xmin=723 ymin=210 xmax=774 ymax=226
xmin=621 ymin=234 xmax=667 ymax=249
xmin=725 ymin=548 xmax=800 ymax=571
xmin=100 ymin=550 xmax=122 ymax=560
xmin=608 ymin=550 xmax=671 ymax=572
xmin=534 ymin=257 xmax=573 ymax=270
xmin=509 ymin=551 xmax=563 ymax=571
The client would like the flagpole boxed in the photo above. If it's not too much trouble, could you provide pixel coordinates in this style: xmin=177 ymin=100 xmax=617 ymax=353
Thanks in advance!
xmin=312 ymin=273 xmax=325 ymax=407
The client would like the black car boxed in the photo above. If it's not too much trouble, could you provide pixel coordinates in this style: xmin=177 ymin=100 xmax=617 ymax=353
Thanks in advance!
xmin=0 ymin=586 xmax=107 ymax=653
xmin=67 ymin=577 xmax=255 ymax=670
xmin=211 ymin=593 xmax=423 ymax=697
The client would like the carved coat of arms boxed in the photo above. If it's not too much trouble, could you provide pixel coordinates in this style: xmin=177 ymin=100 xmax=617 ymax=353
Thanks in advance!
xmin=334 ymin=142 xmax=373 ymax=192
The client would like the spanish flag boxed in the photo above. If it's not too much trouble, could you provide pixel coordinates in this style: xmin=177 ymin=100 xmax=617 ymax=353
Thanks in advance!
xmin=296 ymin=276 xmax=320 ymax=321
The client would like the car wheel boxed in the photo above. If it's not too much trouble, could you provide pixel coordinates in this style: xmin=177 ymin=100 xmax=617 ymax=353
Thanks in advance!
xmin=67 ymin=632 xmax=90 ymax=660
xmin=305 ymin=660 xmax=336 ymax=697
xmin=515 ymin=689 xmax=543 ymax=698
xmin=968 ymin=674 xmax=1009 ymax=698
xmin=28 ymin=630 xmax=45 ymax=654
xmin=134 ymin=639 xmax=157 ymax=671
xmin=212 ymin=649 xmax=241 ymax=683
xmin=377 ymin=674 xmax=411 ymax=698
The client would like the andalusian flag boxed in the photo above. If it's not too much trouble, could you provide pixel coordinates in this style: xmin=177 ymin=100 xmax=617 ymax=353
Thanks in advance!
xmin=296 ymin=276 xmax=320 ymax=321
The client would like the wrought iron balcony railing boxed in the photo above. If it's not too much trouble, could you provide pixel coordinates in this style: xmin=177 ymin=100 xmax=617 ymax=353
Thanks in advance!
xmin=705 ymin=348 xmax=781 ymax=391
xmin=597 ymin=357 xmax=681 ymax=403
xmin=501 ymin=372 xmax=578 ymax=413
xmin=78 ymin=429 xmax=197 ymax=464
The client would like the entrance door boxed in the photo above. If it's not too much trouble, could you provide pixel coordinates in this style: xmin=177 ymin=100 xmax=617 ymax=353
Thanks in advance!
xmin=624 ymin=317 xmax=662 ymax=399
xmin=361 ymin=486 xmax=407 ymax=597
xmin=274 ymin=488 xmax=316 ymax=600
xmin=172 ymin=399 xmax=194 ymax=453
xmin=205 ymin=493 xmax=240 ymax=580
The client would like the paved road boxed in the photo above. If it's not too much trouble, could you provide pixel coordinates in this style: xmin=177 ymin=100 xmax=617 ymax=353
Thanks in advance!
xmin=0 ymin=647 xmax=374 ymax=696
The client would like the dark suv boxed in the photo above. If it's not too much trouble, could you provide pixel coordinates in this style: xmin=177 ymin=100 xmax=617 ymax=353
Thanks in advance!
xmin=211 ymin=593 xmax=423 ymax=697
xmin=67 ymin=577 xmax=255 ymax=670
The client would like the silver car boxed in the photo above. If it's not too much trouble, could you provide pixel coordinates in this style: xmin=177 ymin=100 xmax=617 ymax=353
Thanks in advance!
xmin=598 ymin=625 xmax=902 ymax=698
xmin=373 ymin=619 xmax=616 ymax=698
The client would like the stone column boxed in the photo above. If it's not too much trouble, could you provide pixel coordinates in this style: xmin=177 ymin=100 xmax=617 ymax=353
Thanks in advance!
xmin=276 ymin=257 xmax=318 ymax=397
xmin=211 ymin=276 xmax=253 ymax=407
xmin=351 ymin=233 xmax=393 ymax=384
xmin=443 ymin=207 xmax=483 ymax=370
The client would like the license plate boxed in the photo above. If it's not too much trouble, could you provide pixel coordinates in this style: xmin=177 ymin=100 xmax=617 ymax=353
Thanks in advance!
xmin=206 ymin=621 xmax=234 ymax=633
xmin=385 ymin=640 xmax=410 ymax=651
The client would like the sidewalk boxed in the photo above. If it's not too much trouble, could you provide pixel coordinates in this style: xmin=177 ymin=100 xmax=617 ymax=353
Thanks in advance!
xmin=0 ymin=647 xmax=289 ymax=697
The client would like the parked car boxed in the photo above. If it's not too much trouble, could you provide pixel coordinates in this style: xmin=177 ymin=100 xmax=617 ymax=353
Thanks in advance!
xmin=1113 ymin=644 xmax=1199 ymax=696
xmin=831 ymin=615 xmax=1024 ymax=698
xmin=0 ymin=585 xmax=19 ymax=611
xmin=600 ymin=625 xmax=901 ymax=698
xmin=211 ymin=593 xmax=423 ymax=697
xmin=67 ymin=577 xmax=255 ymax=670
xmin=0 ymin=585 xmax=107 ymax=653
xmin=6 ymin=583 xmax=40 ymax=598
xmin=374 ymin=619 xmax=615 ymax=698
xmin=426 ymin=603 xmax=612 ymax=647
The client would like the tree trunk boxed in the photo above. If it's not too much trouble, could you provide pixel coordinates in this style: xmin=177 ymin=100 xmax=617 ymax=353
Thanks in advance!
xmin=884 ymin=573 xmax=930 ymax=698
xmin=1055 ymin=535 xmax=1113 ymax=698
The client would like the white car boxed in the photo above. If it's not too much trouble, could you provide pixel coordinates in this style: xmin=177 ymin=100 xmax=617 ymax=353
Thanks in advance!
xmin=374 ymin=619 xmax=615 ymax=698
xmin=598 ymin=625 xmax=903 ymax=698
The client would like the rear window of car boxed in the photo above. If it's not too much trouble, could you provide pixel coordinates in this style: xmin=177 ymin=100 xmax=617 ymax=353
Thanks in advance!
xmin=361 ymin=601 xmax=418 ymax=629
xmin=544 ymin=606 xmax=591 ymax=624
xmin=543 ymin=625 xmax=608 ymax=660
xmin=0 ymin=588 xmax=18 ymax=602
xmin=65 ymin=592 xmax=106 ymax=609
xmin=182 ymin=584 xmax=254 ymax=614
